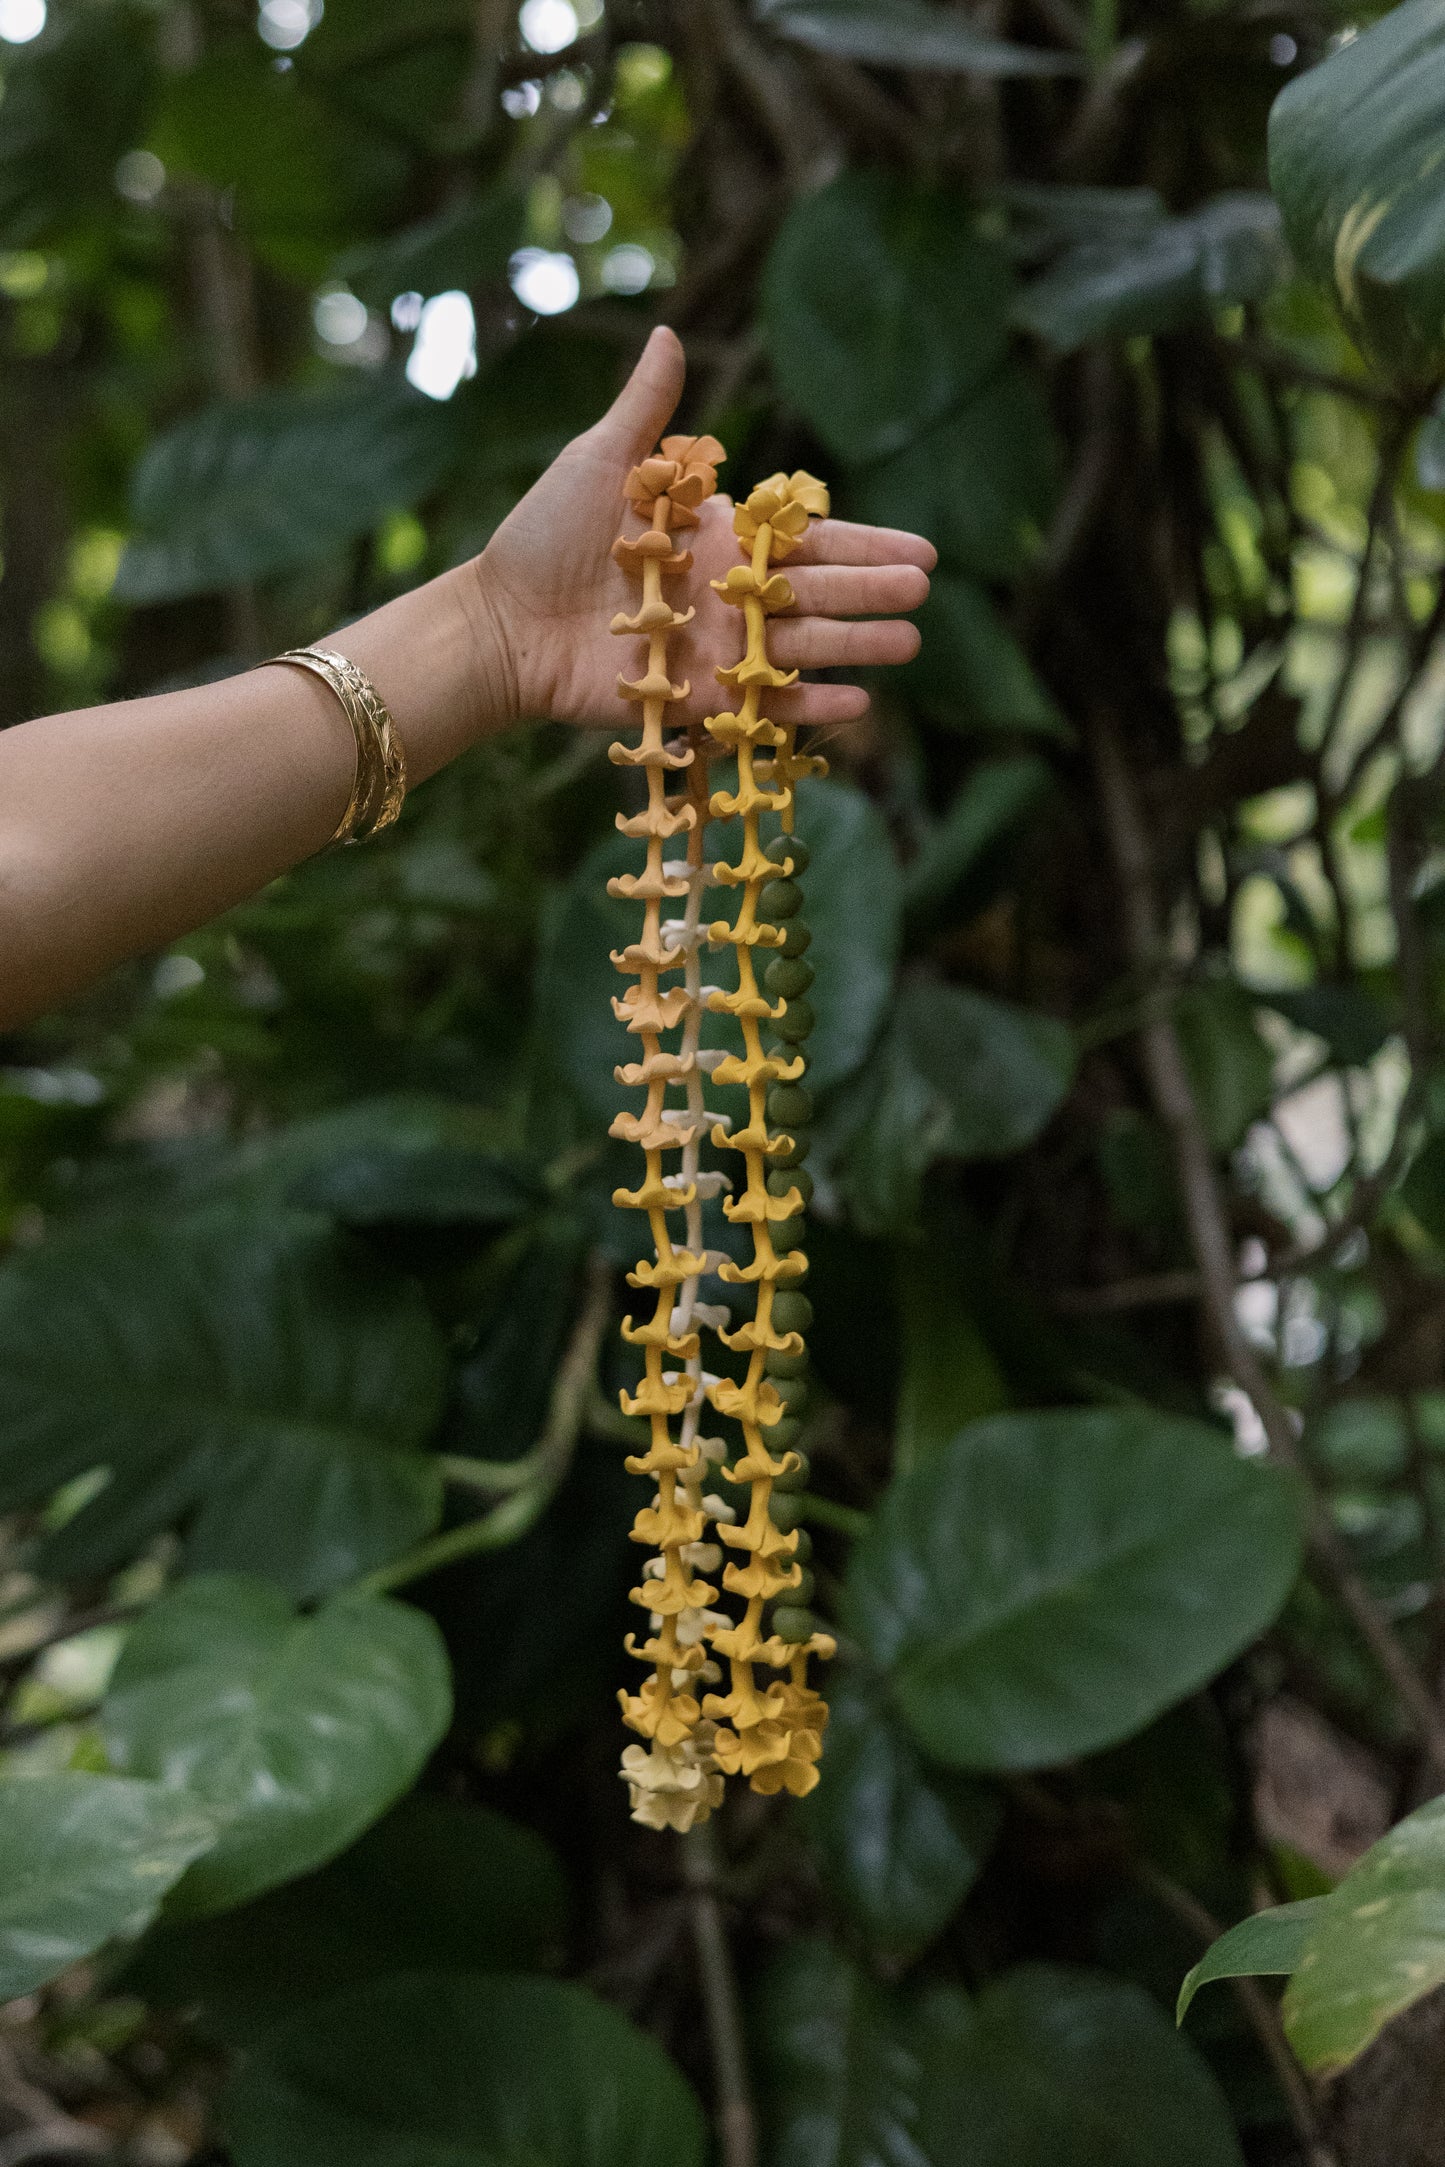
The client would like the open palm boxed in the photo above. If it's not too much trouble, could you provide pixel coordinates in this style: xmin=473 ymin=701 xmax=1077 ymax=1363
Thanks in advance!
xmin=473 ymin=327 xmax=933 ymax=734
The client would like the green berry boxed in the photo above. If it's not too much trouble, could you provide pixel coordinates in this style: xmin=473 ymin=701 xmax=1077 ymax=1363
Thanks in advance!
xmin=767 ymin=1084 xmax=813 ymax=1129
xmin=771 ymin=998 xmax=815 ymax=1044
xmin=766 ymin=1167 xmax=814 ymax=1204
xmin=772 ymin=1449 xmax=810 ymax=1491
xmin=769 ymin=1491 xmax=804 ymax=1531
xmin=791 ymin=1528 xmax=813 ymax=1562
xmin=767 ymin=1418 xmax=802 ymax=1453
xmin=771 ymin=1605 xmax=816 ymax=1643
xmin=765 ymin=1346 xmax=808 ymax=1379
xmin=758 ymin=878 xmax=803 ymax=921
xmin=772 ymin=1291 xmax=814 ymax=1333
xmin=788 ymin=1567 xmax=816 ymax=1605
xmin=773 ymin=1215 xmax=806 ymax=1251
xmin=763 ymin=957 xmax=814 ymax=999
xmin=772 ymin=1375 xmax=809 ymax=1415
xmin=765 ymin=834 xmax=811 ymax=875
xmin=778 ymin=920 xmax=813 ymax=959
xmin=770 ymin=1132 xmax=812 ymax=1169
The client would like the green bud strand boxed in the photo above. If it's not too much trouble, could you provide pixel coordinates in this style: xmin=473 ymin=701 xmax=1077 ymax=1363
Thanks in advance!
xmin=771 ymin=998 xmax=816 ymax=1044
xmin=764 ymin=957 xmax=815 ymax=999
xmin=767 ymin=1084 xmax=814 ymax=1129
xmin=765 ymin=833 xmax=811 ymax=874
xmin=771 ymin=1291 xmax=814 ymax=1333
xmin=758 ymin=878 xmax=804 ymax=921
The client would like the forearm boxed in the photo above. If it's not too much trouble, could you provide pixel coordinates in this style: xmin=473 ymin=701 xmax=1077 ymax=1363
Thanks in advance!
xmin=0 ymin=562 xmax=507 ymax=1029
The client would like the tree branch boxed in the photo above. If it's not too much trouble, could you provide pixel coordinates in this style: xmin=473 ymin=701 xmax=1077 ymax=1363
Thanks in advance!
xmin=682 ymin=1823 xmax=757 ymax=2167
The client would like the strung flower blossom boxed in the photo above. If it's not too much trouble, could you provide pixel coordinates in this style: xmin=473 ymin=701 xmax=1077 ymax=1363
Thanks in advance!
xmin=733 ymin=470 xmax=830 ymax=551
xmin=620 ymin=1733 xmax=725 ymax=1832
xmin=624 ymin=433 xmax=728 ymax=527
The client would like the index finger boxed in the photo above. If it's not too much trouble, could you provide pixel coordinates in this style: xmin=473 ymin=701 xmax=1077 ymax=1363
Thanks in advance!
xmin=790 ymin=517 xmax=937 ymax=572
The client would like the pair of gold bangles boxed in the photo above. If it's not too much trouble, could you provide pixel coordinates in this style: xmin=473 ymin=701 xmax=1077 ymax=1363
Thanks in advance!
xmin=271 ymin=644 xmax=408 ymax=846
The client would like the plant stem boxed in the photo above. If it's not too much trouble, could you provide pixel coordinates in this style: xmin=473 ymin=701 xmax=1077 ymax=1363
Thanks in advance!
xmin=683 ymin=1823 xmax=758 ymax=2167
xmin=1132 ymin=1862 xmax=1337 ymax=2167
xmin=795 ymin=1492 xmax=870 ymax=1539
xmin=359 ymin=1252 xmax=613 ymax=1597
xmin=1092 ymin=716 xmax=1445 ymax=1770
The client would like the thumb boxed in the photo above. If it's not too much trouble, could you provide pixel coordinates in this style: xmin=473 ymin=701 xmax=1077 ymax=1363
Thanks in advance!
xmin=591 ymin=325 xmax=686 ymax=462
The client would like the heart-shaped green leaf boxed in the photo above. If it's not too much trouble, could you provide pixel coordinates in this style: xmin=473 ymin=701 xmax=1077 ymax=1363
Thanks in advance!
xmin=102 ymin=1575 xmax=452 ymax=1916
xmin=1177 ymin=1897 xmax=1329 ymax=2024
xmin=222 ymin=1973 xmax=707 ymax=2167
xmin=0 ymin=1210 xmax=447 ymax=1599
xmin=844 ymin=1410 xmax=1302 ymax=1769
xmin=0 ymin=1774 xmax=216 ymax=2000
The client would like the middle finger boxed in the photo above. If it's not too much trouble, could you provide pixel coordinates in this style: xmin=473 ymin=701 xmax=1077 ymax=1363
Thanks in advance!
xmin=786 ymin=562 xmax=931 ymax=618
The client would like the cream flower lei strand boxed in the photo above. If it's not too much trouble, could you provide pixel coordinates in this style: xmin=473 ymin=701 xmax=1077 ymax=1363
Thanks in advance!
xmin=610 ymin=445 xmax=833 ymax=1831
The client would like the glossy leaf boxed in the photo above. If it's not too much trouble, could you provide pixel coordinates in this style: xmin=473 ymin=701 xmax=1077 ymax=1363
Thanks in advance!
xmin=837 ymin=978 xmax=1074 ymax=1236
xmin=918 ymin=1966 xmax=1244 ymax=2166
xmin=117 ymin=376 xmax=463 ymax=603
xmin=802 ymin=1671 xmax=1001 ymax=1963
xmin=1268 ymin=0 xmax=1445 ymax=385
xmin=852 ymin=371 xmax=1060 ymax=580
xmin=844 ymin=1410 xmax=1302 ymax=1769
xmin=1014 ymin=195 xmax=1285 ymax=352
xmin=757 ymin=0 xmax=1080 ymax=74
xmin=763 ymin=169 xmax=1015 ymax=466
xmin=1283 ymin=1794 xmax=1445 ymax=2072
xmin=0 ymin=1774 xmax=216 ymax=2001
xmin=102 ymin=1575 xmax=452 ymax=1917
xmin=902 ymin=577 xmax=1067 ymax=739
xmin=0 ymin=2 xmax=154 ymax=247
xmin=1174 ymin=981 xmax=1275 ymax=1153
xmin=1257 ymin=983 xmax=1393 ymax=1068
xmin=1177 ymin=1897 xmax=1329 ymax=2023
xmin=894 ymin=1242 xmax=1008 ymax=1467
xmin=338 ymin=182 xmax=528 ymax=310
xmin=131 ymin=1795 xmax=566 ymax=2045
xmin=903 ymin=757 xmax=1054 ymax=919
xmin=0 ymin=1211 xmax=447 ymax=1598
xmin=291 ymin=1146 xmax=540 ymax=1227
xmin=755 ymin=1939 xmax=930 ymax=2167
xmin=222 ymin=1972 xmax=707 ymax=2167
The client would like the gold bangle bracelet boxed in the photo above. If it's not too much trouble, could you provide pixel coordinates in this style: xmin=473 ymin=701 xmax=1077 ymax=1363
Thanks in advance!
xmin=271 ymin=645 xmax=408 ymax=845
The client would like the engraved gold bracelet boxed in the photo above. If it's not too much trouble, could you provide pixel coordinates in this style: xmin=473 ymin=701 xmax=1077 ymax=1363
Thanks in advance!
xmin=271 ymin=645 xmax=408 ymax=845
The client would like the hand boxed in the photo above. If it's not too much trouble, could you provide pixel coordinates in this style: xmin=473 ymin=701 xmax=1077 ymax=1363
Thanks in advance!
xmin=468 ymin=325 xmax=934 ymax=733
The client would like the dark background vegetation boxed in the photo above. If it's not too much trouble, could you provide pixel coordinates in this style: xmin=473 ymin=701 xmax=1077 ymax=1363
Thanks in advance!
xmin=4 ymin=0 xmax=1445 ymax=2161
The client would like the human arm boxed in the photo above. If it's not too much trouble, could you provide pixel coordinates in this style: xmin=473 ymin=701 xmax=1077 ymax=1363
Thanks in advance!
xmin=0 ymin=327 xmax=933 ymax=1028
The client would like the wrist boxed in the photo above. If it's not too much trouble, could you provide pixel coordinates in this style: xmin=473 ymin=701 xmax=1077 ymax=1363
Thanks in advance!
xmin=447 ymin=554 xmax=521 ymax=744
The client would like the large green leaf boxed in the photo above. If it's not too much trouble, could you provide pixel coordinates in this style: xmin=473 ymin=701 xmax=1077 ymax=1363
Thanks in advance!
xmin=852 ymin=371 xmax=1059 ymax=580
xmin=902 ymin=577 xmax=1067 ymax=739
xmin=151 ymin=47 xmax=407 ymax=274
xmin=337 ymin=182 xmax=528 ymax=310
xmin=1283 ymin=1794 xmax=1445 ymax=2072
xmin=763 ymin=170 xmax=1015 ymax=466
xmin=756 ymin=0 xmax=1080 ymax=74
xmin=102 ymin=1575 xmax=452 ymax=1917
xmin=116 ymin=377 xmax=463 ymax=603
xmin=802 ymin=1672 xmax=1001 ymax=1965
xmin=1177 ymin=1897 xmax=1330 ymax=2023
xmin=538 ymin=776 xmax=900 ymax=1129
xmin=844 ymin=1410 xmax=1302 ymax=1770
xmin=755 ymin=1939 xmax=931 ymax=2167
xmin=918 ymin=1966 xmax=1243 ymax=2166
xmin=130 ymin=1795 xmax=565 ymax=2045
xmin=894 ymin=1239 xmax=1008 ymax=1467
xmin=904 ymin=757 xmax=1055 ymax=918
xmin=222 ymin=1973 xmax=707 ymax=2167
xmin=0 ymin=2 xmax=155 ymax=246
xmin=0 ymin=1774 xmax=216 ymax=2001
xmin=1013 ymin=195 xmax=1285 ymax=352
xmin=1174 ymin=982 xmax=1275 ymax=1153
xmin=836 ymin=978 xmax=1074 ymax=1236
xmin=1268 ymin=0 xmax=1445 ymax=385
xmin=0 ymin=1210 xmax=446 ymax=1599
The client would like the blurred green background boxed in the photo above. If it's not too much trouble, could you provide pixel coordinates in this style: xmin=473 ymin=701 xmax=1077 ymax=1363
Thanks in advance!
xmin=5 ymin=0 xmax=1445 ymax=2161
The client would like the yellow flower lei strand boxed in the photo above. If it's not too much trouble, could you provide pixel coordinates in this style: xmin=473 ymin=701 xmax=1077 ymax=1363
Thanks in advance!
xmin=610 ymin=435 xmax=731 ymax=1833
xmin=701 ymin=470 xmax=836 ymax=1800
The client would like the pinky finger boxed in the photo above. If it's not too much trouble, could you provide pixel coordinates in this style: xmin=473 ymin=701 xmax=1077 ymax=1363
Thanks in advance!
xmin=772 ymin=681 xmax=870 ymax=727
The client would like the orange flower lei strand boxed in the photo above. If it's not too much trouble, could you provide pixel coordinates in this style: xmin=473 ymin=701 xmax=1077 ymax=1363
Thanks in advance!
xmin=610 ymin=434 xmax=731 ymax=1833
xmin=700 ymin=470 xmax=835 ymax=1800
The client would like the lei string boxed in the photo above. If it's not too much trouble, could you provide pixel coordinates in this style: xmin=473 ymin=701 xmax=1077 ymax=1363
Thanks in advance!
xmin=700 ymin=470 xmax=835 ymax=1800
xmin=610 ymin=434 xmax=731 ymax=1833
